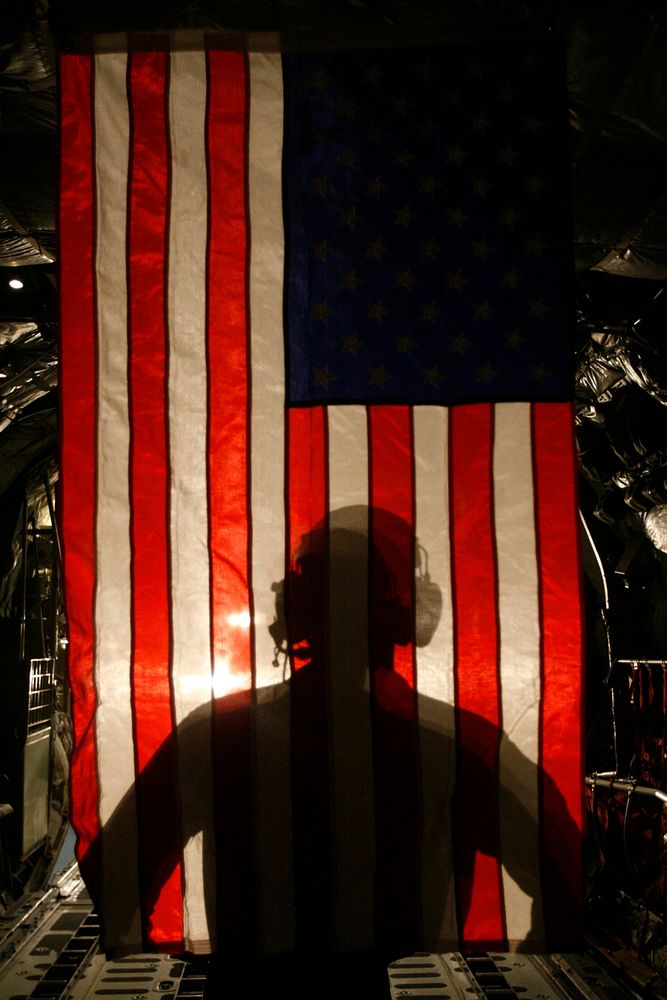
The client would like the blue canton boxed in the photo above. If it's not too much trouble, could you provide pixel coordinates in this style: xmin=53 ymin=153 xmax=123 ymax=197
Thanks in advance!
xmin=283 ymin=35 xmax=572 ymax=405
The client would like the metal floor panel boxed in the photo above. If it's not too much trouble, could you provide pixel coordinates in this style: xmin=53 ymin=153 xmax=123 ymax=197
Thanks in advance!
xmin=0 ymin=867 xmax=208 ymax=1000
xmin=0 ymin=869 xmax=642 ymax=1000
xmin=387 ymin=952 xmax=637 ymax=1000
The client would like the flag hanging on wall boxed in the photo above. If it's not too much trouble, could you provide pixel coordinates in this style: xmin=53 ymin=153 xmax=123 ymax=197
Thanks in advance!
xmin=59 ymin=30 xmax=583 ymax=958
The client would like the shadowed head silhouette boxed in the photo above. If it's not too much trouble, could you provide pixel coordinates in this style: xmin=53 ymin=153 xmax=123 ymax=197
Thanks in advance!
xmin=78 ymin=504 xmax=582 ymax=969
xmin=269 ymin=504 xmax=442 ymax=674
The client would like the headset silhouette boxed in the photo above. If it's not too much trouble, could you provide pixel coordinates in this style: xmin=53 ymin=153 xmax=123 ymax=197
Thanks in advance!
xmin=269 ymin=513 xmax=442 ymax=668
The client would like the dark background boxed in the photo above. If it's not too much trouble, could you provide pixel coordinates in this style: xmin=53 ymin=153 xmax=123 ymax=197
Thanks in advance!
xmin=2 ymin=0 xmax=667 ymax=979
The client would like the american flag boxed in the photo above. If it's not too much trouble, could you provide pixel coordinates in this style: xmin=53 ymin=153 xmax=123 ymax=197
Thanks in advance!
xmin=59 ymin=33 xmax=583 ymax=958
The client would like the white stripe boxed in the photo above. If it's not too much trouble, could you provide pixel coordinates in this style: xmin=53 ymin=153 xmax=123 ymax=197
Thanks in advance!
xmin=414 ymin=408 xmax=454 ymax=703
xmin=248 ymin=52 xmax=288 ymax=691
xmin=93 ymin=51 xmax=142 ymax=952
xmin=327 ymin=406 xmax=375 ymax=950
xmin=413 ymin=406 xmax=458 ymax=947
xmin=247 ymin=52 xmax=294 ymax=951
xmin=493 ymin=402 xmax=543 ymax=944
xmin=167 ymin=50 xmax=215 ymax=952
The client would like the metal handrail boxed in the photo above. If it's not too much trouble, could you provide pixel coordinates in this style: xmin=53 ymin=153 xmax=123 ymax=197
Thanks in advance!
xmin=585 ymin=773 xmax=667 ymax=805
xmin=615 ymin=659 xmax=667 ymax=666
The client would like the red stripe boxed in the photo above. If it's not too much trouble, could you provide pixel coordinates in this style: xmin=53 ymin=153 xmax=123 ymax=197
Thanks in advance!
xmin=58 ymin=53 xmax=101 ymax=884
xmin=127 ymin=50 xmax=183 ymax=950
xmin=533 ymin=402 xmax=584 ymax=945
xmin=286 ymin=406 xmax=333 ymax=946
xmin=287 ymin=406 xmax=327 ymax=668
xmin=205 ymin=49 xmax=255 ymax=949
xmin=368 ymin=406 xmax=422 ymax=951
xmin=207 ymin=50 xmax=252 ymax=693
xmin=368 ymin=406 xmax=416 ymax=686
xmin=449 ymin=404 xmax=506 ymax=948
xmin=287 ymin=407 xmax=327 ymax=567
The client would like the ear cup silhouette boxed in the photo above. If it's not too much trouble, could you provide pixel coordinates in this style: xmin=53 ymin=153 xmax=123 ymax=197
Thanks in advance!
xmin=415 ymin=573 xmax=443 ymax=647
xmin=414 ymin=541 xmax=443 ymax=648
xmin=269 ymin=517 xmax=443 ymax=664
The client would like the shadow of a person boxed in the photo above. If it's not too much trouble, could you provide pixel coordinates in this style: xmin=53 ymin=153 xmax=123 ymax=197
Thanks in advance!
xmin=79 ymin=504 xmax=582 ymax=998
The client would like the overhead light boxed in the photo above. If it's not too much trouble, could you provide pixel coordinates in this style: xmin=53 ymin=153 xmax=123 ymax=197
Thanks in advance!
xmin=8 ymin=278 xmax=23 ymax=290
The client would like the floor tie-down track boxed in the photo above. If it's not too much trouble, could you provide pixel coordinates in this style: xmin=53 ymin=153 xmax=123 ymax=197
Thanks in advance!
xmin=388 ymin=952 xmax=639 ymax=1000
xmin=0 ymin=864 xmax=648 ymax=1000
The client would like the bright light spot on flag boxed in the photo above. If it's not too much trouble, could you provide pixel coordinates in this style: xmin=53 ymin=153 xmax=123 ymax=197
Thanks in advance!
xmin=179 ymin=674 xmax=213 ymax=697
xmin=178 ymin=661 xmax=249 ymax=701
xmin=8 ymin=278 xmax=23 ymax=290
xmin=227 ymin=609 xmax=251 ymax=629
xmin=213 ymin=655 xmax=248 ymax=698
